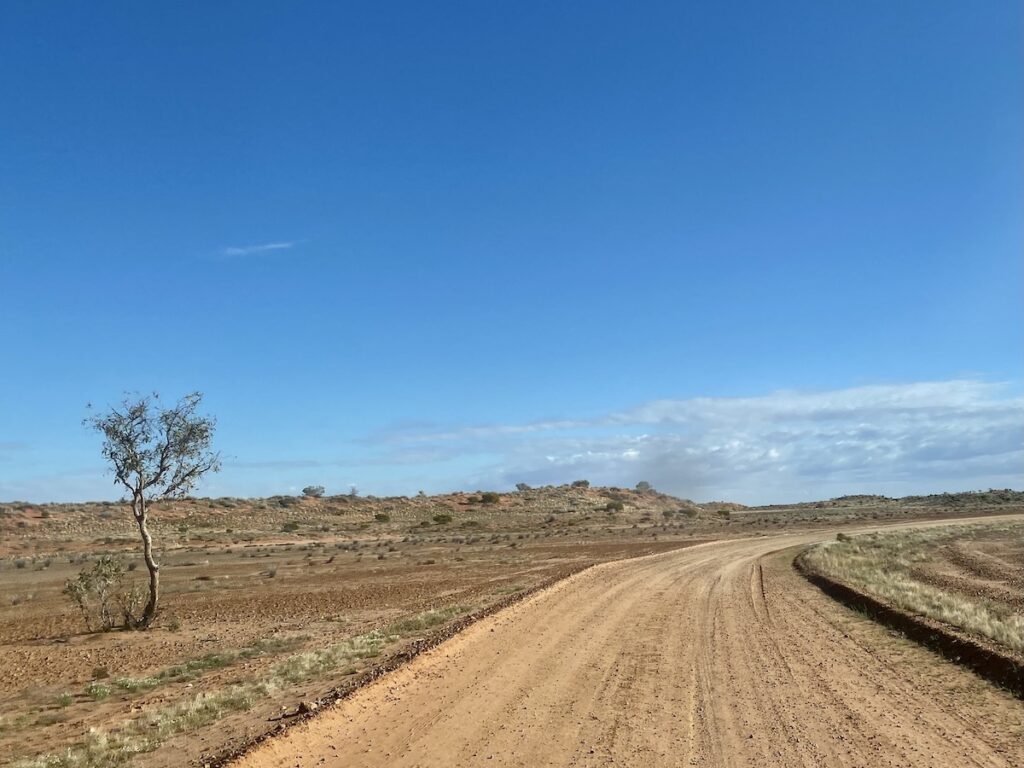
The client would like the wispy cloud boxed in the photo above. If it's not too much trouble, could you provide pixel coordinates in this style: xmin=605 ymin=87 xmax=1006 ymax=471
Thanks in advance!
xmin=220 ymin=241 xmax=296 ymax=257
xmin=0 ymin=441 xmax=30 ymax=462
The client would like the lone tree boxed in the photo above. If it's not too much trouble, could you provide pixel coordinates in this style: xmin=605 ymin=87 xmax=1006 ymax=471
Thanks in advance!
xmin=85 ymin=392 xmax=220 ymax=629
xmin=302 ymin=485 xmax=326 ymax=498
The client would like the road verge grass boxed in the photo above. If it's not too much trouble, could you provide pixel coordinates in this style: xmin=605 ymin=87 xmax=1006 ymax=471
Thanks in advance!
xmin=801 ymin=523 xmax=1024 ymax=653
xmin=798 ymin=522 xmax=1024 ymax=698
xmin=12 ymin=607 xmax=474 ymax=768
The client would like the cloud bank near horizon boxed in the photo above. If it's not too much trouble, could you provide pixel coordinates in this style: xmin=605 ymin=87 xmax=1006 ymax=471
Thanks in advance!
xmin=4 ymin=380 xmax=1021 ymax=505
xmin=355 ymin=379 xmax=1024 ymax=504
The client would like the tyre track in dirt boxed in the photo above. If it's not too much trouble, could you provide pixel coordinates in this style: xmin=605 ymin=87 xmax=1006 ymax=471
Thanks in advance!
xmin=233 ymin=516 xmax=1024 ymax=767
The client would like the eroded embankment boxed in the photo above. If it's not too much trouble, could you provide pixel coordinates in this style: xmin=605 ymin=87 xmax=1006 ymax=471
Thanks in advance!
xmin=795 ymin=550 xmax=1024 ymax=698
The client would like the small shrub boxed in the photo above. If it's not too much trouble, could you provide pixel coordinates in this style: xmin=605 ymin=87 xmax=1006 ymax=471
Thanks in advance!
xmin=374 ymin=513 xmax=391 ymax=523
xmin=635 ymin=481 xmax=653 ymax=493
xmin=515 ymin=483 xmax=531 ymax=492
xmin=605 ymin=501 xmax=624 ymax=512
xmin=64 ymin=556 xmax=141 ymax=631
xmin=479 ymin=492 xmax=500 ymax=504
xmin=281 ymin=521 xmax=300 ymax=533
xmin=302 ymin=485 xmax=326 ymax=498
xmin=85 ymin=682 xmax=111 ymax=701
xmin=571 ymin=480 xmax=590 ymax=488
xmin=433 ymin=513 xmax=453 ymax=525
xmin=56 ymin=692 xmax=73 ymax=708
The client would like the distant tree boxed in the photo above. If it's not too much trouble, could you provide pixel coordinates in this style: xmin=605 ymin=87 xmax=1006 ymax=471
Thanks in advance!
xmin=85 ymin=392 xmax=219 ymax=629
xmin=515 ymin=483 xmax=531 ymax=492
xmin=571 ymin=480 xmax=590 ymax=488
xmin=348 ymin=485 xmax=359 ymax=497
xmin=302 ymin=485 xmax=326 ymax=498
xmin=635 ymin=481 xmax=653 ymax=493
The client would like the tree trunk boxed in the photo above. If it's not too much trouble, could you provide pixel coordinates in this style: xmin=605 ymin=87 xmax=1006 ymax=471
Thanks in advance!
xmin=133 ymin=495 xmax=160 ymax=629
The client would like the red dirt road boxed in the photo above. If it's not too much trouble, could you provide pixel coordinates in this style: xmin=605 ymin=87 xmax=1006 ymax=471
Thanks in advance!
xmin=234 ymin=520 xmax=1024 ymax=767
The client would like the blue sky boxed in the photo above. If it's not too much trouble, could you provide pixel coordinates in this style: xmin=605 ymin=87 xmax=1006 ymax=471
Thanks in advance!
xmin=1 ymin=1 xmax=1021 ymax=504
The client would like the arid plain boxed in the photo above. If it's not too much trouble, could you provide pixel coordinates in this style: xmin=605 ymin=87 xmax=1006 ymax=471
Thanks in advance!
xmin=2 ymin=487 xmax=1022 ymax=767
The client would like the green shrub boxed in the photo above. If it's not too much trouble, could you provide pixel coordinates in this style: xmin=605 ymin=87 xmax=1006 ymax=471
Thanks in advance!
xmin=433 ymin=513 xmax=453 ymax=525
xmin=85 ymin=682 xmax=111 ymax=701
xmin=479 ymin=492 xmax=500 ymax=504
xmin=281 ymin=521 xmax=300 ymax=532
xmin=374 ymin=513 xmax=391 ymax=522
xmin=63 ymin=556 xmax=141 ymax=631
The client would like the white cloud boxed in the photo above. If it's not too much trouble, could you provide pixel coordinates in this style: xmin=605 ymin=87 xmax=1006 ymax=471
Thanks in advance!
xmin=13 ymin=380 xmax=1020 ymax=504
xmin=220 ymin=241 xmax=296 ymax=257
xmin=369 ymin=380 xmax=1024 ymax=504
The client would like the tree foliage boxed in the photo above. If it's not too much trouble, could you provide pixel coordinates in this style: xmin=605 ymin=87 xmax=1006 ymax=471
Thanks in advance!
xmin=87 ymin=392 xmax=220 ymax=502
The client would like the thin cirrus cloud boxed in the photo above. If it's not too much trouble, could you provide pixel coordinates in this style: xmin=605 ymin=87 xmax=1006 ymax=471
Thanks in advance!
xmin=220 ymin=241 xmax=297 ymax=257
xmin=361 ymin=380 xmax=1024 ymax=504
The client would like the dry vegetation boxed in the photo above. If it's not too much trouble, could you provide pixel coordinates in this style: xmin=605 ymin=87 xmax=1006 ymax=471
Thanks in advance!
xmin=802 ymin=521 xmax=1024 ymax=654
xmin=1 ymin=485 xmax=1021 ymax=766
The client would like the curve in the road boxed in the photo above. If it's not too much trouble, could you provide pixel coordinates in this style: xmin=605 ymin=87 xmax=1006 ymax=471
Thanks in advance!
xmin=234 ymin=520 xmax=1024 ymax=768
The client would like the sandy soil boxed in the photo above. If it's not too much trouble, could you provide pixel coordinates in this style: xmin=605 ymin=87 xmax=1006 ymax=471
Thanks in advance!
xmin=235 ymin=518 xmax=1024 ymax=768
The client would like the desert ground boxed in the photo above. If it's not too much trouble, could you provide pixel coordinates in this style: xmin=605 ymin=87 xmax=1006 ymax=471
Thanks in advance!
xmin=1 ymin=487 xmax=1022 ymax=767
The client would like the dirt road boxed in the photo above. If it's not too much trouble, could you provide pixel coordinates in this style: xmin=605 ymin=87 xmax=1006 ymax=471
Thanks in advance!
xmin=234 ymin=521 xmax=1024 ymax=767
